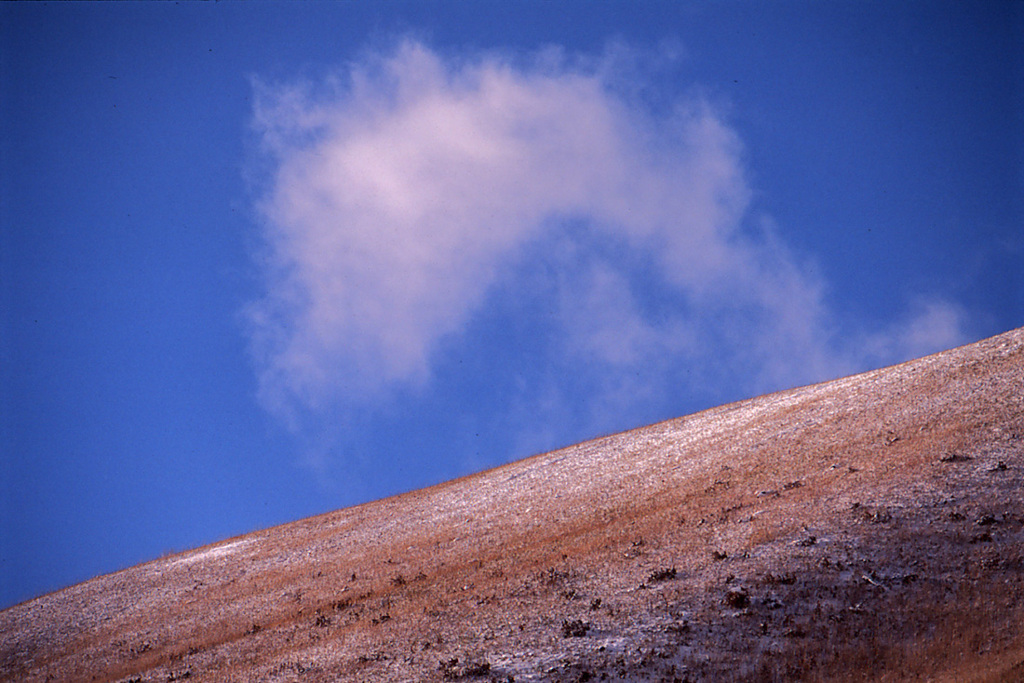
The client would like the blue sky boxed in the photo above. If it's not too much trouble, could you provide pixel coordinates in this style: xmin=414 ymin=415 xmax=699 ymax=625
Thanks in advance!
xmin=1 ymin=2 xmax=1021 ymax=609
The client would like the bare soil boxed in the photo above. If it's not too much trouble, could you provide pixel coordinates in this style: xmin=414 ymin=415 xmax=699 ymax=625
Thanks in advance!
xmin=2 ymin=328 xmax=1023 ymax=683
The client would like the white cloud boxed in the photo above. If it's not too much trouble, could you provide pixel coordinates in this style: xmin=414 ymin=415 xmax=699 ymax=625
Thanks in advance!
xmin=246 ymin=40 xmax=970 ymax=438
xmin=861 ymin=299 xmax=971 ymax=366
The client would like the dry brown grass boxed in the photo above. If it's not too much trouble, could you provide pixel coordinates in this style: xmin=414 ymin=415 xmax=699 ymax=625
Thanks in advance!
xmin=2 ymin=327 xmax=1023 ymax=682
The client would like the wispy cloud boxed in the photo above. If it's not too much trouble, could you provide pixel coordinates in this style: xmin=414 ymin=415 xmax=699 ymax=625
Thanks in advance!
xmin=861 ymin=299 xmax=971 ymax=367
xmin=246 ymin=40 xmax=970 ymax=451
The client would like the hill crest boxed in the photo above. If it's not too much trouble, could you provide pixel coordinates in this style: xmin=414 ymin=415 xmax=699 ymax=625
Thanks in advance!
xmin=3 ymin=327 xmax=1023 ymax=682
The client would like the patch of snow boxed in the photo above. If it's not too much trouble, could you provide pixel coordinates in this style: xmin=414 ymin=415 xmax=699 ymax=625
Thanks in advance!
xmin=169 ymin=539 xmax=251 ymax=567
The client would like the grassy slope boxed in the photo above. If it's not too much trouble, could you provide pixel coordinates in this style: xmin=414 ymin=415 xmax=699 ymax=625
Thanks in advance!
xmin=2 ymin=327 xmax=1022 ymax=682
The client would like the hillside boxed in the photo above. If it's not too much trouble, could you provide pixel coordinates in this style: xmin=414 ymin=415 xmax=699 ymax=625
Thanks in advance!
xmin=2 ymin=327 xmax=1023 ymax=682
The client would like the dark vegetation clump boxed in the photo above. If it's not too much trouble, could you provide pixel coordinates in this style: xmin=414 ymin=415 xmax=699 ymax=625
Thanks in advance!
xmin=561 ymin=619 xmax=590 ymax=638
xmin=764 ymin=573 xmax=796 ymax=585
xmin=724 ymin=589 xmax=749 ymax=609
xmin=357 ymin=651 xmax=388 ymax=664
xmin=647 ymin=567 xmax=677 ymax=583
xmin=439 ymin=657 xmax=493 ymax=679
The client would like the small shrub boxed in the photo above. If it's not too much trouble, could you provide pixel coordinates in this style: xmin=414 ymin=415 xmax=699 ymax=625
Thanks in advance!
xmin=725 ymin=589 xmax=749 ymax=609
xmin=562 ymin=619 xmax=590 ymax=638
xmin=861 ymin=507 xmax=892 ymax=524
xmin=647 ymin=567 xmax=677 ymax=583
xmin=462 ymin=661 xmax=491 ymax=676
xmin=764 ymin=573 xmax=796 ymax=585
xmin=357 ymin=651 xmax=388 ymax=664
xmin=439 ymin=657 xmax=460 ymax=679
xmin=439 ymin=657 xmax=490 ymax=679
xmin=540 ymin=568 xmax=571 ymax=586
